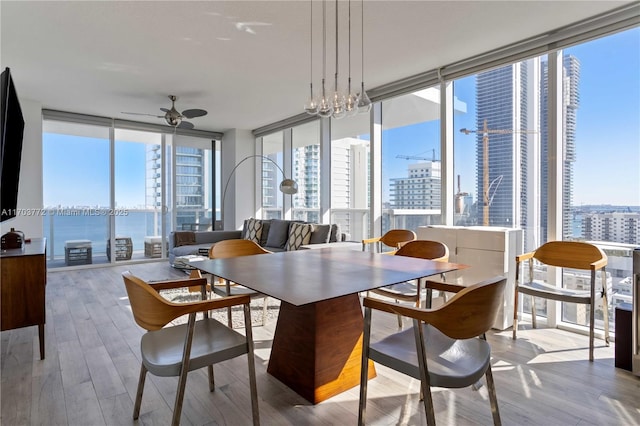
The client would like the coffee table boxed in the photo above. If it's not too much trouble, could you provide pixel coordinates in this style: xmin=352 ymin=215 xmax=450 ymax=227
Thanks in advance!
xmin=190 ymin=248 xmax=463 ymax=403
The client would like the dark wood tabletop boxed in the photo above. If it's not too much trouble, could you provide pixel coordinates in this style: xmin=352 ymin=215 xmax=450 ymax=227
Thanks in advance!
xmin=190 ymin=247 xmax=463 ymax=306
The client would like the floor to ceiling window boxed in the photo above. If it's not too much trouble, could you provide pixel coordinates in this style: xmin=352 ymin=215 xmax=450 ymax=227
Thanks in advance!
xmin=261 ymin=131 xmax=284 ymax=220
xmin=559 ymin=28 xmax=640 ymax=332
xmin=381 ymin=86 xmax=443 ymax=234
xmin=43 ymin=121 xmax=110 ymax=266
xmin=43 ymin=117 xmax=218 ymax=268
xmin=169 ymin=134 xmax=214 ymax=232
xmin=291 ymin=121 xmax=321 ymax=223
xmin=114 ymin=129 xmax=165 ymax=260
xmin=330 ymin=115 xmax=370 ymax=241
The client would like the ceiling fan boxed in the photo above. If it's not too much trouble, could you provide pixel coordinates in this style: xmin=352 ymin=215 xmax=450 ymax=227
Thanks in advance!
xmin=122 ymin=95 xmax=208 ymax=129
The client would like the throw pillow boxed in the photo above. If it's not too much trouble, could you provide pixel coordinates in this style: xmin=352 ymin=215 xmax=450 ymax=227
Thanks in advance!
xmin=265 ymin=219 xmax=290 ymax=249
xmin=174 ymin=231 xmax=196 ymax=247
xmin=259 ymin=219 xmax=272 ymax=246
xmin=286 ymin=222 xmax=313 ymax=251
xmin=243 ymin=218 xmax=263 ymax=244
xmin=329 ymin=223 xmax=342 ymax=243
xmin=309 ymin=224 xmax=331 ymax=244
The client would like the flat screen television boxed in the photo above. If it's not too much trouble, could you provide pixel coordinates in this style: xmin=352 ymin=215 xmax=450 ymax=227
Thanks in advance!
xmin=0 ymin=67 xmax=25 ymax=222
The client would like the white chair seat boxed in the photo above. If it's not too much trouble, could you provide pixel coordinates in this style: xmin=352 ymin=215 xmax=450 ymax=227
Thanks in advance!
xmin=141 ymin=318 xmax=248 ymax=377
xmin=517 ymin=280 xmax=591 ymax=304
xmin=370 ymin=324 xmax=491 ymax=388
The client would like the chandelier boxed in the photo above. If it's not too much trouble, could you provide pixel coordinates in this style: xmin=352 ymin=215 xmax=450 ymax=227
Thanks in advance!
xmin=304 ymin=0 xmax=372 ymax=119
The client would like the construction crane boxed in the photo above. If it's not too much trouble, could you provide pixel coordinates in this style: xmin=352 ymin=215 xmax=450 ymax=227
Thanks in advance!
xmin=459 ymin=119 xmax=537 ymax=226
xmin=396 ymin=149 xmax=438 ymax=161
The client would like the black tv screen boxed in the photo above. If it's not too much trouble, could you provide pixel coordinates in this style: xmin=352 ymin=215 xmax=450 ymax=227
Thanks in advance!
xmin=0 ymin=67 xmax=25 ymax=222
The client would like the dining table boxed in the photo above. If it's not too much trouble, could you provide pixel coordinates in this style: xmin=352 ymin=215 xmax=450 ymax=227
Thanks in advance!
xmin=189 ymin=247 xmax=465 ymax=404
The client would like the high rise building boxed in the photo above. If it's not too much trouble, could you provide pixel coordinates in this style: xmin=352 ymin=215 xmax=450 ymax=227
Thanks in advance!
xmin=146 ymin=145 xmax=211 ymax=231
xmin=475 ymin=63 xmax=531 ymax=229
xmin=540 ymin=55 xmax=580 ymax=240
xmin=390 ymin=161 xmax=441 ymax=210
xmin=583 ymin=212 xmax=640 ymax=245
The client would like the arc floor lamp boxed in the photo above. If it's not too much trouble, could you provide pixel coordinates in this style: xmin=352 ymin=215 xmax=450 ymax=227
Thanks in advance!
xmin=219 ymin=155 xmax=298 ymax=230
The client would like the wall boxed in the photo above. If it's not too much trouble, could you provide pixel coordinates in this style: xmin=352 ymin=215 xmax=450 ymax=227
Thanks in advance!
xmin=0 ymin=98 xmax=43 ymax=239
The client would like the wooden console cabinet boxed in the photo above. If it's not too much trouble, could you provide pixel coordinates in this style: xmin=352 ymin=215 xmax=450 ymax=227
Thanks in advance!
xmin=1 ymin=237 xmax=46 ymax=359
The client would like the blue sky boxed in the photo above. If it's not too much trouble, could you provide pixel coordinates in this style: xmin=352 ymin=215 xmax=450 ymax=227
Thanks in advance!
xmin=44 ymin=28 xmax=639 ymax=208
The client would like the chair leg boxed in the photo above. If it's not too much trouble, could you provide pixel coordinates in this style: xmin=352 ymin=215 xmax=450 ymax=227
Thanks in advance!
xmin=396 ymin=300 xmax=403 ymax=329
xmin=530 ymin=296 xmax=537 ymax=328
xmin=133 ymin=363 xmax=147 ymax=420
xmin=602 ymin=273 xmax=610 ymax=346
xmin=243 ymin=303 xmax=260 ymax=426
xmin=172 ymin=313 xmax=196 ymax=426
xmin=413 ymin=319 xmax=435 ymax=426
xmin=225 ymin=279 xmax=233 ymax=328
xmin=485 ymin=363 xmax=502 ymax=426
xmin=262 ymin=296 xmax=269 ymax=326
xmin=512 ymin=288 xmax=519 ymax=340
xmin=208 ymin=365 xmax=215 ymax=392
xmin=358 ymin=308 xmax=373 ymax=426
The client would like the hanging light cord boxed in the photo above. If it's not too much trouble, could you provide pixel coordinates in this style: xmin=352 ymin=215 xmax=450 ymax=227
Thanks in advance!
xmin=322 ymin=0 xmax=327 ymax=94
xmin=335 ymin=0 xmax=339 ymax=84
xmin=361 ymin=0 xmax=365 ymax=83
xmin=309 ymin=0 xmax=313 ymax=89
xmin=348 ymin=0 xmax=351 ymax=84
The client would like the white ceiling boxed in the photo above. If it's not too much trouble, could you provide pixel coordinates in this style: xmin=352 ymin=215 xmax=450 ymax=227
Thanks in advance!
xmin=1 ymin=1 xmax=632 ymax=134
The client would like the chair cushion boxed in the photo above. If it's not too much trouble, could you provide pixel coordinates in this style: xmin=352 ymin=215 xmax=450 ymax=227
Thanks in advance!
xmin=286 ymin=222 xmax=313 ymax=251
xmin=369 ymin=324 xmax=491 ymax=388
xmin=309 ymin=224 xmax=332 ymax=244
xmin=141 ymin=318 xmax=248 ymax=377
xmin=243 ymin=218 xmax=263 ymax=244
xmin=518 ymin=280 xmax=591 ymax=304
xmin=265 ymin=219 xmax=290 ymax=249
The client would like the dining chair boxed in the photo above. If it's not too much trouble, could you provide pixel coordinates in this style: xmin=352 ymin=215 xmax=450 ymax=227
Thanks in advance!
xmin=362 ymin=229 xmax=416 ymax=253
xmin=369 ymin=240 xmax=450 ymax=327
xmin=512 ymin=240 xmax=609 ymax=361
xmin=359 ymin=276 xmax=506 ymax=426
xmin=121 ymin=271 xmax=259 ymax=426
xmin=209 ymin=239 xmax=272 ymax=327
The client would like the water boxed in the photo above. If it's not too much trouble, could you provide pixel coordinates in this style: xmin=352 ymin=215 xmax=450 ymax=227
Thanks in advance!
xmin=43 ymin=210 xmax=162 ymax=258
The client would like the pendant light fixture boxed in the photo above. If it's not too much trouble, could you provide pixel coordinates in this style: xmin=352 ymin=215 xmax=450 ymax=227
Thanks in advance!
xmin=357 ymin=0 xmax=372 ymax=113
xmin=304 ymin=0 xmax=368 ymax=118
xmin=304 ymin=0 xmax=319 ymax=115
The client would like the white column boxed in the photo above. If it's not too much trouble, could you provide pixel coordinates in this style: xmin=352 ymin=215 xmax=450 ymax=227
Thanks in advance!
xmin=221 ymin=129 xmax=256 ymax=230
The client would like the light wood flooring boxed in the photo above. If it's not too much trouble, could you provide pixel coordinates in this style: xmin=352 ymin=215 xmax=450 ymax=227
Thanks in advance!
xmin=1 ymin=262 xmax=639 ymax=425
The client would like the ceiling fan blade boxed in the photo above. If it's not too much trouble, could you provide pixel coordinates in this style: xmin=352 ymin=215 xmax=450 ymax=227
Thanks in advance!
xmin=160 ymin=108 xmax=170 ymax=113
xmin=181 ymin=108 xmax=207 ymax=119
xmin=178 ymin=121 xmax=195 ymax=130
xmin=121 ymin=112 xmax=163 ymax=118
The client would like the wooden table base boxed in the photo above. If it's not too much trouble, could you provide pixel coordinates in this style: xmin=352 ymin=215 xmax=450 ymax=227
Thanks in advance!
xmin=267 ymin=293 xmax=376 ymax=404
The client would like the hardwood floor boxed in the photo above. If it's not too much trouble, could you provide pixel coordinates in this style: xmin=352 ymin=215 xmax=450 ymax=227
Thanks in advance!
xmin=1 ymin=262 xmax=639 ymax=425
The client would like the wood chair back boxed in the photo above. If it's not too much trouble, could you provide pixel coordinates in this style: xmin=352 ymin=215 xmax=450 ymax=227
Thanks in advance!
xmin=379 ymin=229 xmax=417 ymax=249
xmin=395 ymin=240 xmax=449 ymax=262
xmin=209 ymin=239 xmax=271 ymax=259
xmin=122 ymin=271 xmax=192 ymax=331
xmin=533 ymin=241 xmax=607 ymax=270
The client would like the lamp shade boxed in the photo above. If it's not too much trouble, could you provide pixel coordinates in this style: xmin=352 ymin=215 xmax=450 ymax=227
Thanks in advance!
xmin=279 ymin=178 xmax=298 ymax=195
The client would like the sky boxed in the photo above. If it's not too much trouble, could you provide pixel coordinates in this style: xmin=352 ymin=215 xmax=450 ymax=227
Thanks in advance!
xmin=43 ymin=28 xmax=639 ymax=209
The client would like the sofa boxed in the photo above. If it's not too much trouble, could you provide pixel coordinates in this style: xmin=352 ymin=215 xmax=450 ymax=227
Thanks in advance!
xmin=169 ymin=218 xmax=349 ymax=266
